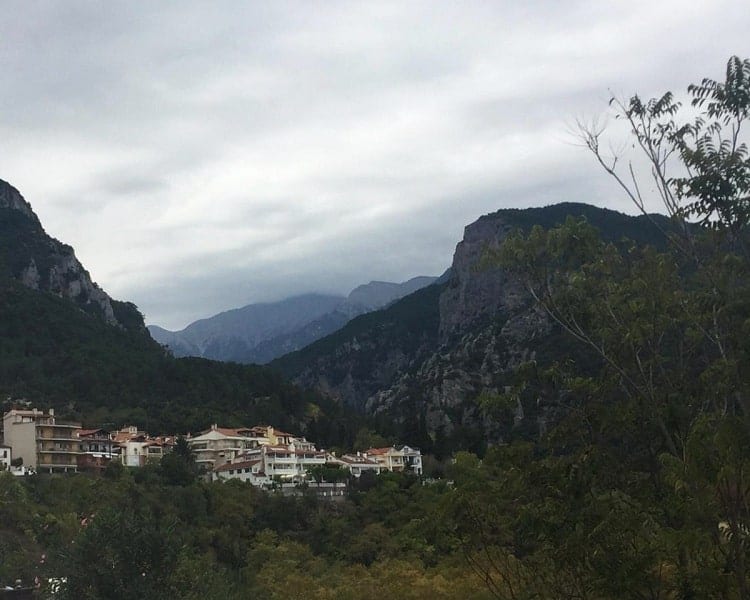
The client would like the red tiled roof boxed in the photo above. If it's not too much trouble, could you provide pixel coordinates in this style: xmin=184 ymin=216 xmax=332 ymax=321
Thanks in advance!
xmin=202 ymin=426 xmax=255 ymax=437
xmin=77 ymin=428 xmax=105 ymax=437
xmin=365 ymin=447 xmax=393 ymax=455
xmin=272 ymin=430 xmax=295 ymax=437
xmin=152 ymin=436 xmax=176 ymax=445
xmin=249 ymin=425 xmax=297 ymax=438
xmin=112 ymin=430 xmax=148 ymax=443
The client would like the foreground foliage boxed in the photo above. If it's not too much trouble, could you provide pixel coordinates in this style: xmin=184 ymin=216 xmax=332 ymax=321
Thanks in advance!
xmin=469 ymin=55 xmax=750 ymax=598
xmin=0 ymin=468 xmax=492 ymax=599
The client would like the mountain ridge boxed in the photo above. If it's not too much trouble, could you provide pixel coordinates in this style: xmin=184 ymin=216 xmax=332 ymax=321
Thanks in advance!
xmin=148 ymin=276 xmax=438 ymax=363
xmin=0 ymin=178 xmax=144 ymax=331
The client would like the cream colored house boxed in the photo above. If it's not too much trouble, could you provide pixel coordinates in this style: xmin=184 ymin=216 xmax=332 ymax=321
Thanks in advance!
xmin=187 ymin=425 xmax=266 ymax=471
xmin=365 ymin=446 xmax=422 ymax=475
xmin=327 ymin=452 xmax=382 ymax=477
xmin=213 ymin=440 xmax=326 ymax=486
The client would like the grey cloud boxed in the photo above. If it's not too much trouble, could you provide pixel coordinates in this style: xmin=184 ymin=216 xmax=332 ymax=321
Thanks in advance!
xmin=1 ymin=1 xmax=747 ymax=329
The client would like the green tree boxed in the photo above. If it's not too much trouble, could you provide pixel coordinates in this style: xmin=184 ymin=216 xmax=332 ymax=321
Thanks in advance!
xmin=58 ymin=506 xmax=180 ymax=599
xmin=160 ymin=435 xmax=198 ymax=486
xmin=462 ymin=56 xmax=750 ymax=599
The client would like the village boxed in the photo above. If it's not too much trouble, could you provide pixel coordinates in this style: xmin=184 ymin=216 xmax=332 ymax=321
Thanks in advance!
xmin=0 ymin=407 xmax=423 ymax=489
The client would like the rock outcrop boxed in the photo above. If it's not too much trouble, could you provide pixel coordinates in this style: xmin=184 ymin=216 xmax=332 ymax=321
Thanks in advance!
xmin=0 ymin=180 xmax=39 ymax=222
xmin=0 ymin=178 xmax=142 ymax=330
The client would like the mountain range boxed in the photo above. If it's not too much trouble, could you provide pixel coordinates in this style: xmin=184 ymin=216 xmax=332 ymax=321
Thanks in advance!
xmin=148 ymin=276 xmax=438 ymax=364
xmin=271 ymin=202 xmax=670 ymax=454
xmin=0 ymin=176 xmax=670 ymax=452
xmin=0 ymin=178 xmax=361 ymax=445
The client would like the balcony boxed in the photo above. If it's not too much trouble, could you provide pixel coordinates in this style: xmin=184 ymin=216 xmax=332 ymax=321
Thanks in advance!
xmin=35 ymin=421 xmax=80 ymax=428
xmin=38 ymin=462 xmax=78 ymax=471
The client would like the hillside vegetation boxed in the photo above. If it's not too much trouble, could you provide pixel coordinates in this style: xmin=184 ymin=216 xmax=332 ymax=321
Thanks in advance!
xmin=0 ymin=278 xmax=364 ymax=445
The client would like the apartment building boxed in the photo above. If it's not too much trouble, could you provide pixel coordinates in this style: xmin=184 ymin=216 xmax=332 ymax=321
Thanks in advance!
xmin=2 ymin=408 xmax=81 ymax=473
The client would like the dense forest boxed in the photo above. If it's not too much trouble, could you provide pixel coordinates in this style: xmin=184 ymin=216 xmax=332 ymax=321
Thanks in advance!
xmin=0 ymin=276 xmax=376 ymax=448
xmin=1 ymin=56 xmax=749 ymax=598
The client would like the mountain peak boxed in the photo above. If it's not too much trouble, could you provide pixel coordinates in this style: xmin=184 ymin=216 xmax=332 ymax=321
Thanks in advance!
xmin=0 ymin=179 xmax=39 ymax=223
xmin=0 ymin=178 xmax=145 ymax=332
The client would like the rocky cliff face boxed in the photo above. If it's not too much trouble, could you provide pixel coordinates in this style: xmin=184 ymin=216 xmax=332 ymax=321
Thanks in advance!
xmin=439 ymin=213 xmax=528 ymax=341
xmin=0 ymin=179 xmax=143 ymax=330
xmin=0 ymin=179 xmax=39 ymax=222
xmin=274 ymin=209 xmax=548 ymax=444
xmin=275 ymin=203 xmax=669 ymax=447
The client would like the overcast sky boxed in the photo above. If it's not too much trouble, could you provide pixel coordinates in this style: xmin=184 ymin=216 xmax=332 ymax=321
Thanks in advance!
xmin=1 ymin=2 xmax=747 ymax=329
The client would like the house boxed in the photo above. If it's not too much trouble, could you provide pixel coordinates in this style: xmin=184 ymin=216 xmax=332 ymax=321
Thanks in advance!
xmin=142 ymin=436 xmax=176 ymax=464
xmin=262 ymin=443 xmax=326 ymax=481
xmin=186 ymin=425 xmax=266 ymax=471
xmin=248 ymin=425 xmax=298 ymax=446
xmin=326 ymin=452 xmax=382 ymax=477
xmin=401 ymin=445 xmax=423 ymax=475
xmin=111 ymin=425 xmax=148 ymax=444
xmin=213 ymin=437 xmax=326 ymax=486
xmin=213 ymin=458 xmax=265 ymax=484
xmin=76 ymin=429 xmax=118 ymax=472
xmin=364 ymin=446 xmax=422 ymax=475
xmin=2 ymin=408 xmax=81 ymax=473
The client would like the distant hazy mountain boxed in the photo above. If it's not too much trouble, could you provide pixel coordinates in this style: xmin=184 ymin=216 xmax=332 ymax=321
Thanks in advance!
xmin=148 ymin=277 xmax=438 ymax=363
xmin=346 ymin=276 xmax=437 ymax=312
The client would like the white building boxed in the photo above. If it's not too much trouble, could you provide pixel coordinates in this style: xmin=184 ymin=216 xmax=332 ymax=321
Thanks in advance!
xmin=213 ymin=440 xmax=326 ymax=486
xmin=326 ymin=453 xmax=382 ymax=477
xmin=364 ymin=446 xmax=422 ymax=475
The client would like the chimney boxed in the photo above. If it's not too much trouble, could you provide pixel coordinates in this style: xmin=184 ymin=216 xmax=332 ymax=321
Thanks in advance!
xmin=48 ymin=408 xmax=54 ymax=417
